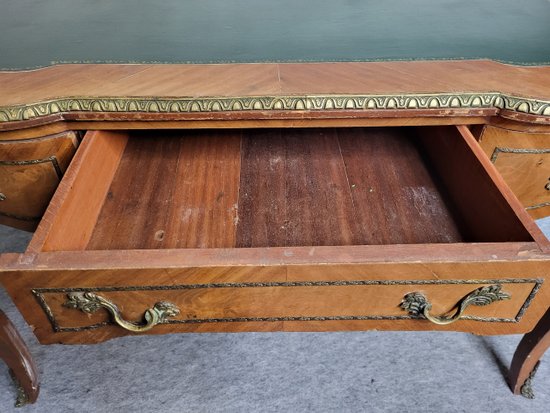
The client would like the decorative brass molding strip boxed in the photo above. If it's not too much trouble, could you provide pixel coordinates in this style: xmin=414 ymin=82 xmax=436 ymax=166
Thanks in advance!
xmin=490 ymin=147 xmax=550 ymax=164
xmin=8 ymin=370 xmax=29 ymax=408
xmin=526 ymin=202 xmax=550 ymax=211
xmin=0 ymin=156 xmax=63 ymax=179
xmin=520 ymin=360 xmax=540 ymax=399
xmin=31 ymin=278 xmax=543 ymax=333
xmin=0 ymin=92 xmax=549 ymax=123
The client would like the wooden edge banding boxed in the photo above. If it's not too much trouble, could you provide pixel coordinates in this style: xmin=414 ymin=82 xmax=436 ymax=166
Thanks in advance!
xmin=3 ymin=242 xmax=542 ymax=271
xmin=27 ymin=131 xmax=128 ymax=253
xmin=0 ymin=116 xmax=492 ymax=137
xmin=0 ymin=129 xmax=78 ymax=145
xmin=486 ymin=117 xmax=550 ymax=133
xmin=0 ymin=121 xmax=74 ymax=141
xmin=499 ymin=110 xmax=550 ymax=125
xmin=68 ymin=116 xmax=493 ymax=130
xmin=0 ymin=216 xmax=38 ymax=232
xmin=27 ymin=318 xmax=541 ymax=345
xmin=456 ymin=125 xmax=550 ymax=252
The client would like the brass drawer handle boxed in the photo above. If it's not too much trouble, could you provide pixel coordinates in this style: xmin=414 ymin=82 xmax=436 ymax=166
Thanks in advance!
xmin=64 ymin=292 xmax=180 ymax=333
xmin=401 ymin=285 xmax=510 ymax=325
xmin=0 ymin=192 xmax=6 ymax=201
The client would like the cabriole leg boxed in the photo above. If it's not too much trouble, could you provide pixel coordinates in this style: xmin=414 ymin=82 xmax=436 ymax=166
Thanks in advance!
xmin=0 ymin=310 xmax=39 ymax=406
xmin=509 ymin=307 xmax=550 ymax=398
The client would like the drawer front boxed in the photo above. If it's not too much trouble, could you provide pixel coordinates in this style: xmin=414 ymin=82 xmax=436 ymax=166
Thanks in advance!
xmin=490 ymin=149 xmax=550 ymax=218
xmin=35 ymin=279 xmax=539 ymax=330
xmin=480 ymin=126 xmax=550 ymax=219
xmin=2 ymin=258 xmax=547 ymax=344
xmin=0 ymin=132 xmax=78 ymax=230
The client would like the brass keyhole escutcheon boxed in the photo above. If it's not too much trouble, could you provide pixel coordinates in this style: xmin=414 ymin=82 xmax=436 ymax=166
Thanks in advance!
xmin=0 ymin=193 xmax=6 ymax=201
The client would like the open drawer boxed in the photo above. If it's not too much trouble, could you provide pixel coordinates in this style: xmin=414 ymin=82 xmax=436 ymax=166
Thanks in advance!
xmin=1 ymin=125 xmax=549 ymax=344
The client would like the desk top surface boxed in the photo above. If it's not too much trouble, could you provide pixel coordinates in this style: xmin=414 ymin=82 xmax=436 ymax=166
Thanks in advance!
xmin=2 ymin=0 xmax=550 ymax=70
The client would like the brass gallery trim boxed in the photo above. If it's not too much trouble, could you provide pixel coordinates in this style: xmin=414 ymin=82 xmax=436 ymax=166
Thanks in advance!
xmin=0 ymin=92 xmax=549 ymax=123
xmin=0 ymin=155 xmax=63 ymax=221
xmin=31 ymin=278 xmax=543 ymax=333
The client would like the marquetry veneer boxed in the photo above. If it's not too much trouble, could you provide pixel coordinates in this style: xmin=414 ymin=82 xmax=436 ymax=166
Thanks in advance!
xmin=0 ymin=131 xmax=78 ymax=230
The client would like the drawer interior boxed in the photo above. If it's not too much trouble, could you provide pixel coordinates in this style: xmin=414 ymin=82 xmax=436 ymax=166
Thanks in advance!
xmin=32 ymin=126 xmax=539 ymax=252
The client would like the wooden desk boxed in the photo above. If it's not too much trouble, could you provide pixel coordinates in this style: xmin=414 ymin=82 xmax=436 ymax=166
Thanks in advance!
xmin=0 ymin=60 xmax=549 ymax=404
xmin=0 ymin=0 xmax=550 ymax=405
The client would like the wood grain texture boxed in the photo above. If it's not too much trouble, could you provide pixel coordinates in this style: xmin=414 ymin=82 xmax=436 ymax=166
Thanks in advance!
xmin=0 ymin=132 xmax=77 ymax=168
xmin=0 ymin=251 xmax=548 ymax=344
xmin=28 ymin=131 xmax=128 ymax=252
xmin=42 ymin=282 xmax=535 ymax=328
xmin=479 ymin=126 xmax=550 ymax=219
xmin=88 ymin=130 xmax=242 ymax=250
xmin=53 ymin=116 xmax=493 ymax=131
xmin=0 ymin=242 xmax=541 ymax=270
xmin=0 ymin=131 xmax=78 ymax=230
xmin=0 ymin=61 xmax=549 ymax=106
xmin=277 ymin=61 xmax=550 ymax=98
xmin=417 ymin=126 xmax=538 ymax=244
xmin=0 ymin=117 xmax=495 ymax=147
xmin=0 ymin=64 xmax=281 ymax=106
xmin=29 ymin=126 xmax=543 ymax=252
xmin=338 ymin=127 xmax=463 ymax=244
xmin=456 ymin=125 xmax=550 ymax=250
xmin=0 ymin=61 xmax=549 ymax=130
xmin=487 ymin=119 xmax=550 ymax=134
xmin=0 ymin=122 xmax=74 ymax=142
xmin=236 ymin=129 xmax=363 ymax=247
xmin=237 ymin=126 xmax=466 ymax=246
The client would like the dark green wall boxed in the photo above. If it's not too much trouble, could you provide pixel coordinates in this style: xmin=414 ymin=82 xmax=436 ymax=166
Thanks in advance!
xmin=1 ymin=0 xmax=549 ymax=69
